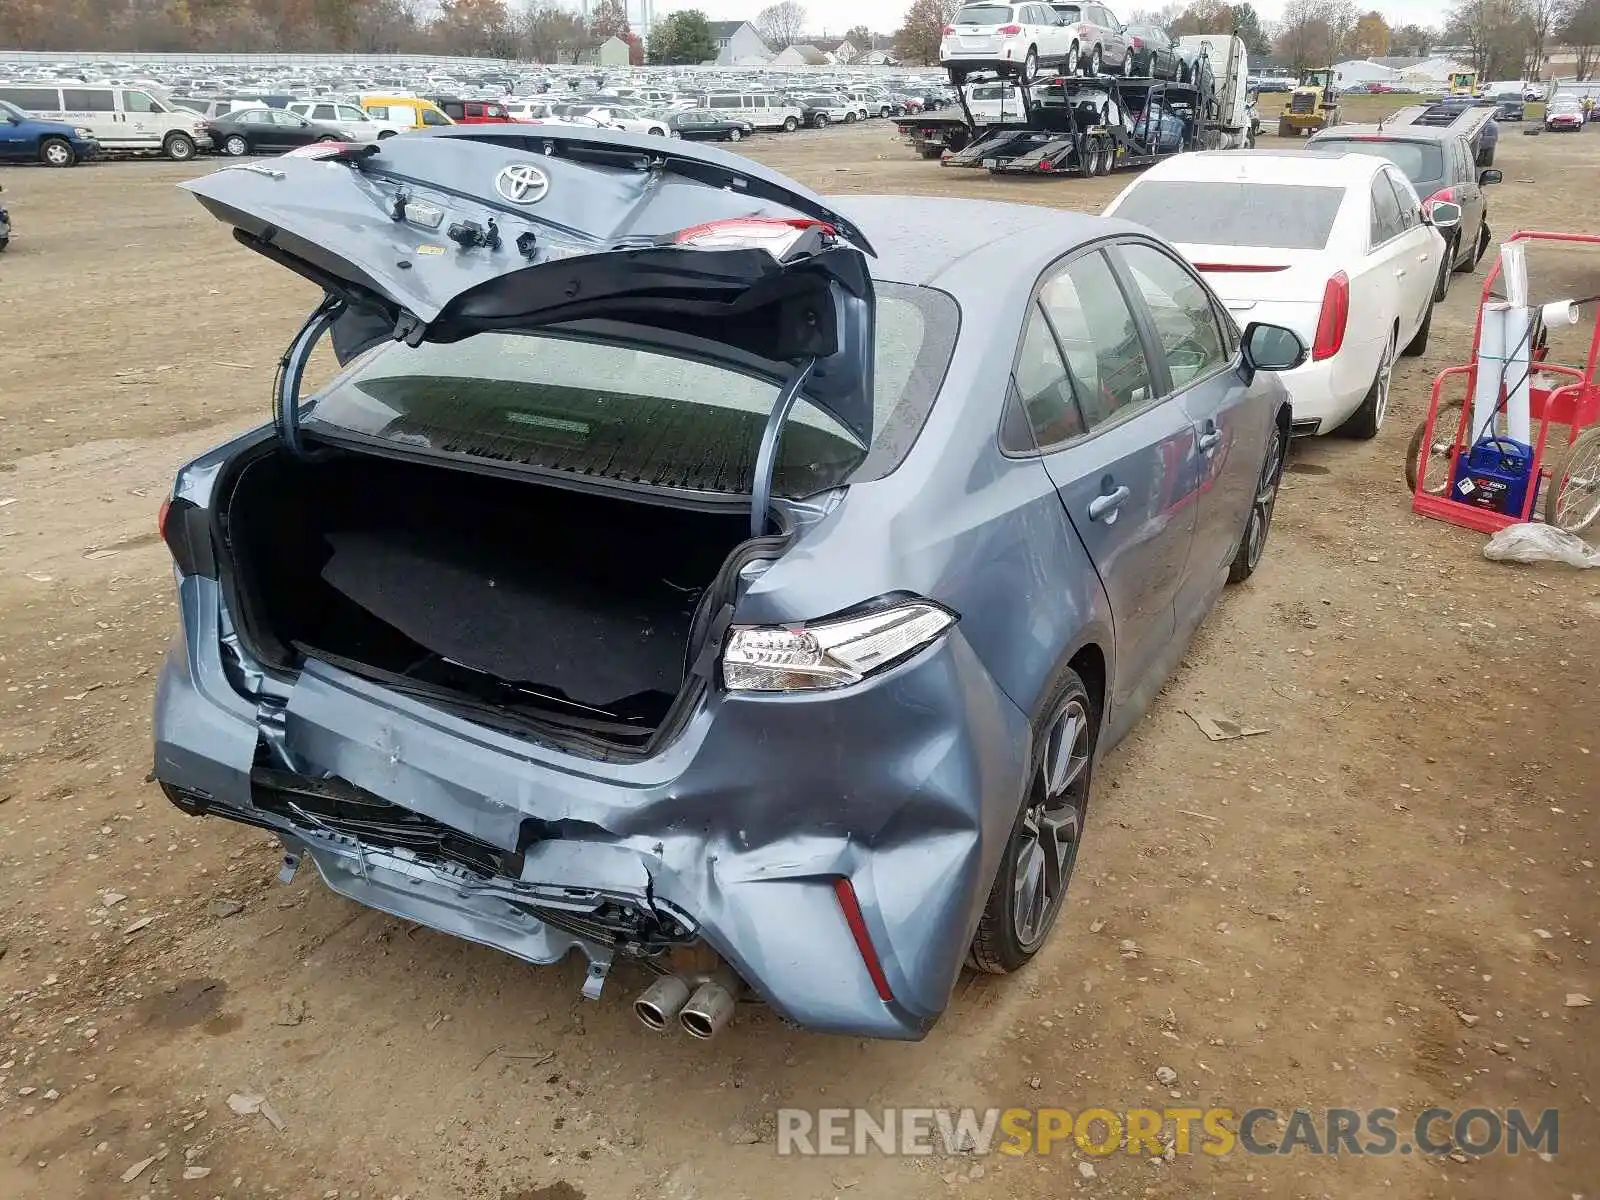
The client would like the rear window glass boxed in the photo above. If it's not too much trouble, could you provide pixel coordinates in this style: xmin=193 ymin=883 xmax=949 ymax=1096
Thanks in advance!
xmin=305 ymin=285 xmax=959 ymax=499
xmin=954 ymin=6 xmax=1016 ymax=23
xmin=1313 ymin=138 xmax=1443 ymax=186
xmin=1113 ymin=181 xmax=1346 ymax=250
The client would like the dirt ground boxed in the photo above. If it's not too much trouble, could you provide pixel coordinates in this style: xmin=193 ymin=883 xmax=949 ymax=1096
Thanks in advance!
xmin=0 ymin=116 xmax=1596 ymax=1200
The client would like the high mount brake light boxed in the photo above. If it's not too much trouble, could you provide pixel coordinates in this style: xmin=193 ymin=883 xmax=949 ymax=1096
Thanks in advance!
xmin=672 ymin=217 xmax=836 ymax=258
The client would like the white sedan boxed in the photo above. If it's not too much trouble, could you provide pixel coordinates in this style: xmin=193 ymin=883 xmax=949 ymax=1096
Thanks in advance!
xmin=1104 ymin=150 xmax=1457 ymax=438
xmin=567 ymin=105 xmax=670 ymax=136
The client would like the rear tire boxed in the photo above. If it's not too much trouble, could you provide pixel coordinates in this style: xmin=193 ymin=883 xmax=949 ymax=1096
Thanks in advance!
xmin=968 ymin=672 xmax=1096 ymax=975
xmin=1341 ymin=330 xmax=1396 ymax=439
xmin=224 ymin=134 xmax=249 ymax=157
xmin=1023 ymin=48 xmax=1039 ymax=82
xmin=377 ymin=129 xmax=398 ymax=139
xmin=1228 ymin=419 xmax=1285 ymax=584
xmin=1089 ymin=46 xmax=1103 ymax=76
xmin=39 ymin=137 xmax=75 ymax=167
xmin=813 ymin=112 xmax=829 ymax=128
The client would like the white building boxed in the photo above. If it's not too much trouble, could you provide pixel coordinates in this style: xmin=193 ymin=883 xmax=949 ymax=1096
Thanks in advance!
xmin=707 ymin=21 xmax=772 ymax=67
xmin=1331 ymin=59 xmax=1399 ymax=87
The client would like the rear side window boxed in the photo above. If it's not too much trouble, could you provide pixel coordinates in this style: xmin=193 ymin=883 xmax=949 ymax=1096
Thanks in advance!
xmin=1369 ymin=173 xmax=1405 ymax=245
xmin=954 ymin=6 xmax=1016 ymax=23
xmin=364 ymin=105 xmax=390 ymax=119
xmin=1112 ymin=181 xmax=1346 ymax=251
xmin=0 ymin=87 xmax=61 ymax=110
xmin=305 ymin=285 xmax=959 ymax=498
xmin=1313 ymin=137 xmax=1443 ymax=189
xmin=63 ymin=89 xmax=115 ymax=112
xmin=1039 ymin=251 xmax=1156 ymax=428
xmin=709 ymin=95 xmax=738 ymax=108
xmin=1002 ymin=306 xmax=1086 ymax=453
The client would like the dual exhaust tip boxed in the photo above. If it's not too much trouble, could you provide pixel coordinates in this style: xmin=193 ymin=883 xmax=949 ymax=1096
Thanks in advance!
xmin=634 ymin=971 xmax=737 ymax=1040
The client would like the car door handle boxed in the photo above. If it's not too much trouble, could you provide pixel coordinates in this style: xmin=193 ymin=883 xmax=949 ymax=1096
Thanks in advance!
xmin=1394 ymin=268 xmax=1407 ymax=278
xmin=1418 ymin=252 xmax=1432 ymax=262
xmin=1198 ymin=429 xmax=1222 ymax=453
xmin=1088 ymin=485 xmax=1131 ymax=522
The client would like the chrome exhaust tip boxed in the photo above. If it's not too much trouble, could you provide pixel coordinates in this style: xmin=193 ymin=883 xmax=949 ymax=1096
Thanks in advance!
xmin=634 ymin=974 xmax=692 ymax=1031
xmin=679 ymin=974 xmax=738 ymax=1040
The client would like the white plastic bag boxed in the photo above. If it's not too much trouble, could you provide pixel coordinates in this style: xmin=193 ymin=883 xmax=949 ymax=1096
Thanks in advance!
xmin=1482 ymin=523 xmax=1600 ymax=569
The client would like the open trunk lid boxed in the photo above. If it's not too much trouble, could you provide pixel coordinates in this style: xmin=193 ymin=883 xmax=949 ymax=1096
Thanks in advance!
xmin=182 ymin=128 xmax=879 ymax=463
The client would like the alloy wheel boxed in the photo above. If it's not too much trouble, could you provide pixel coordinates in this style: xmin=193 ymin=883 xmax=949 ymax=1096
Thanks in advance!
xmin=42 ymin=140 xmax=71 ymax=167
xmin=1245 ymin=425 xmax=1285 ymax=570
xmin=225 ymin=135 xmax=248 ymax=156
xmin=1373 ymin=335 xmax=1395 ymax=429
xmin=1024 ymin=49 xmax=1038 ymax=81
xmin=1011 ymin=697 xmax=1090 ymax=950
xmin=1090 ymin=47 xmax=1102 ymax=76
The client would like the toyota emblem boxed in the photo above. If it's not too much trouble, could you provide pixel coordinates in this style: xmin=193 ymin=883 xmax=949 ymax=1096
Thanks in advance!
xmin=495 ymin=163 xmax=550 ymax=204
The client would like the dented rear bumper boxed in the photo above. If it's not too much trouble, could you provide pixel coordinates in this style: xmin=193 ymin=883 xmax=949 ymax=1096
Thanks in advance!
xmin=153 ymin=576 xmax=1032 ymax=1039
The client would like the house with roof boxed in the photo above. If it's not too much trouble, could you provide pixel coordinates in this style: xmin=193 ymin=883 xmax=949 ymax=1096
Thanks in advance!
xmin=707 ymin=20 xmax=771 ymax=66
xmin=810 ymin=37 xmax=860 ymax=64
xmin=1331 ymin=59 xmax=1399 ymax=87
xmin=770 ymin=43 xmax=831 ymax=68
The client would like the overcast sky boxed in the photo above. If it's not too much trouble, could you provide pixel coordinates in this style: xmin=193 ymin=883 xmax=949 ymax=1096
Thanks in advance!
xmin=643 ymin=0 xmax=1446 ymax=39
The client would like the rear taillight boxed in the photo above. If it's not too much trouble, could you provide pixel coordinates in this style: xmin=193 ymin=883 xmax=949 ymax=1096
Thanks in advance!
xmin=1422 ymin=185 xmax=1460 ymax=216
xmin=1193 ymin=263 xmax=1290 ymax=273
xmin=1312 ymin=271 xmax=1349 ymax=362
xmin=673 ymin=216 xmax=835 ymax=258
xmin=160 ymin=495 xmax=215 ymax=579
xmin=1131 ymin=36 xmax=1144 ymax=48
xmin=998 ymin=23 xmax=1022 ymax=34
xmin=942 ymin=24 xmax=955 ymax=34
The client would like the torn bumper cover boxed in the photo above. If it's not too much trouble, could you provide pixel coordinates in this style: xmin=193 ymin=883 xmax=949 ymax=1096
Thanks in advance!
xmin=154 ymin=576 xmax=1031 ymax=1040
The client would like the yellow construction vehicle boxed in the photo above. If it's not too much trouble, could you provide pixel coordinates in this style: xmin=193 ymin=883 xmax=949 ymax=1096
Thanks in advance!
xmin=1448 ymin=70 xmax=1478 ymax=96
xmin=1277 ymin=67 xmax=1340 ymax=137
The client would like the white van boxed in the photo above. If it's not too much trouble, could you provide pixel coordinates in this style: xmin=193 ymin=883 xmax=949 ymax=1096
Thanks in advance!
xmin=0 ymin=83 xmax=211 ymax=160
xmin=700 ymin=91 xmax=805 ymax=132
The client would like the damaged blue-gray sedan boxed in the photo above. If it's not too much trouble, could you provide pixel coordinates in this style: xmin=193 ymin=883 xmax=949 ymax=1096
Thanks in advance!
xmin=152 ymin=127 xmax=1305 ymax=1040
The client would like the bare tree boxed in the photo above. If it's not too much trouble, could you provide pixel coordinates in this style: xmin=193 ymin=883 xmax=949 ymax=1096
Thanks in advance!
xmin=1525 ymin=0 xmax=1571 ymax=77
xmin=1561 ymin=0 xmax=1600 ymax=78
xmin=756 ymin=0 xmax=807 ymax=50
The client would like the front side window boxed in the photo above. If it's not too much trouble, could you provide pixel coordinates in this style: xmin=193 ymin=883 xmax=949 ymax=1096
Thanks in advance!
xmin=1386 ymin=170 xmax=1419 ymax=229
xmin=120 ymin=90 xmax=159 ymax=113
xmin=338 ymin=105 xmax=367 ymax=121
xmin=304 ymin=286 xmax=957 ymax=499
xmin=421 ymin=107 xmax=450 ymax=126
xmin=1115 ymin=242 xmax=1231 ymax=389
xmin=1038 ymin=251 xmax=1155 ymax=429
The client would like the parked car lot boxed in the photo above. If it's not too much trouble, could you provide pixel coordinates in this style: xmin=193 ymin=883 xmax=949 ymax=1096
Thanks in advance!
xmin=0 ymin=85 xmax=1595 ymax=1200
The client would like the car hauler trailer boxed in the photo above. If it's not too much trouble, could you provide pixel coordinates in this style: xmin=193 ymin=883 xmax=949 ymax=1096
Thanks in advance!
xmin=932 ymin=34 xmax=1247 ymax=176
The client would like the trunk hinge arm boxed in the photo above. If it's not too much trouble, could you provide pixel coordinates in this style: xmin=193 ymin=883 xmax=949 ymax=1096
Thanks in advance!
xmin=749 ymin=356 xmax=817 ymax=538
xmin=274 ymin=294 xmax=345 ymax=458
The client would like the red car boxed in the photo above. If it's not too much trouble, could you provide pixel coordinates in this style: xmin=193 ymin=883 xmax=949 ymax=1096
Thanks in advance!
xmin=428 ymin=97 xmax=515 ymax=124
xmin=1545 ymin=102 xmax=1585 ymax=131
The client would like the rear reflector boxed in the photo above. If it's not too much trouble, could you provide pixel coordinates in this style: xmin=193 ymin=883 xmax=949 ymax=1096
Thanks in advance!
xmin=832 ymin=877 xmax=894 ymax=1002
xmin=1312 ymin=271 xmax=1350 ymax=362
xmin=1193 ymin=263 xmax=1290 ymax=273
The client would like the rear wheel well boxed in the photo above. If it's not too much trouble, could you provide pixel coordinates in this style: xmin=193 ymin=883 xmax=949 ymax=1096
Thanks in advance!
xmin=1067 ymin=644 xmax=1106 ymax=729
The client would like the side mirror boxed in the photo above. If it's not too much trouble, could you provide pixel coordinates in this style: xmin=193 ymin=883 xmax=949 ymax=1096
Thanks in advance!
xmin=1427 ymin=200 xmax=1463 ymax=229
xmin=1241 ymin=322 xmax=1307 ymax=376
xmin=1479 ymin=168 xmax=1502 ymax=185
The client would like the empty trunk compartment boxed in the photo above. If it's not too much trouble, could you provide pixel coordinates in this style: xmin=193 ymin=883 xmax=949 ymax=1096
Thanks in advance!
xmin=221 ymin=447 xmax=762 ymax=750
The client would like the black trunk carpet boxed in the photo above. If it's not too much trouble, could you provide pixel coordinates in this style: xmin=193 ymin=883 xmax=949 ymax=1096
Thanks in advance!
xmin=319 ymin=529 xmax=699 ymax=711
